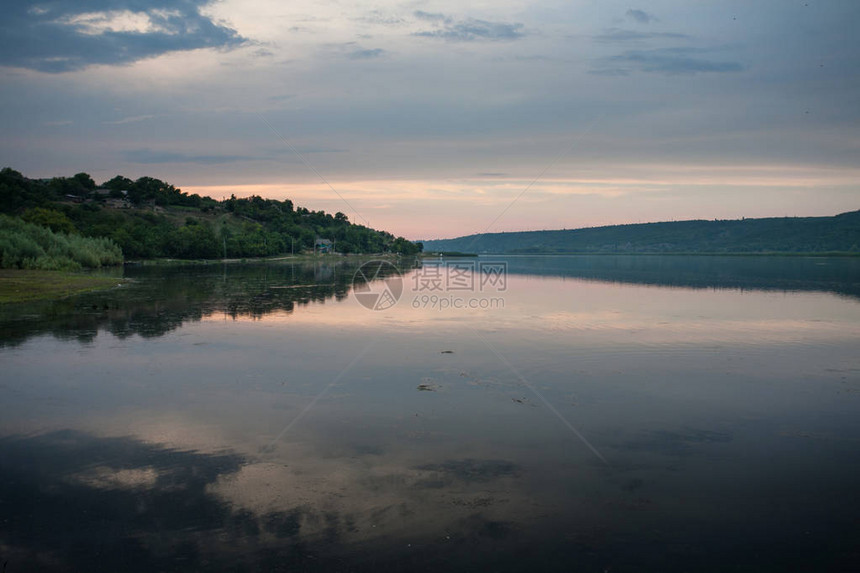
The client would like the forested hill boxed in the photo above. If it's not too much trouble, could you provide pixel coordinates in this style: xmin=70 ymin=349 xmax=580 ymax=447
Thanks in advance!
xmin=0 ymin=168 xmax=421 ymax=259
xmin=423 ymin=211 xmax=860 ymax=255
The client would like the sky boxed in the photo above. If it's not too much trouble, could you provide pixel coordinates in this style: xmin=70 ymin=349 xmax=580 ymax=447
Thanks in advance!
xmin=1 ymin=0 xmax=858 ymax=240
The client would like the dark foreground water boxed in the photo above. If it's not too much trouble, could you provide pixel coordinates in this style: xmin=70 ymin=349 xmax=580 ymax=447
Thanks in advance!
xmin=1 ymin=255 xmax=859 ymax=572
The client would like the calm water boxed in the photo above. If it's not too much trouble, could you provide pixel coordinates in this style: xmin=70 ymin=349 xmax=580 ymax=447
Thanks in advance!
xmin=2 ymin=256 xmax=859 ymax=572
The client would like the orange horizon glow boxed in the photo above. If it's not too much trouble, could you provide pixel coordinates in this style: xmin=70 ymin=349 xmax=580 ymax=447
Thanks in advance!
xmin=182 ymin=164 xmax=860 ymax=240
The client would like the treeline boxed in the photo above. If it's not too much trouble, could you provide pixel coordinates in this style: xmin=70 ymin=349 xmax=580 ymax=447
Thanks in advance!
xmin=0 ymin=215 xmax=123 ymax=270
xmin=0 ymin=168 xmax=422 ymax=260
xmin=423 ymin=212 xmax=860 ymax=255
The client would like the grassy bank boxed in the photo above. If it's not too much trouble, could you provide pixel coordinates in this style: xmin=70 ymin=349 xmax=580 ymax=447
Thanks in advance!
xmin=0 ymin=269 xmax=123 ymax=303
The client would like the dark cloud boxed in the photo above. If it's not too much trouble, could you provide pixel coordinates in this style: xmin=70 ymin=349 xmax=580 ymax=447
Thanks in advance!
xmin=293 ymin=146 xmax=348 ymax=154
xmin=125 ymin=149 xmax=257 ymax=165
xmin=596 ymin=47 xmax=745 ymax=76
xmin=268 ymin=94 xmax=296 ymax=103
xmin=327 ymin=42 xmax=386 ymax=61
xmin=587 ymin=68 xmax=631 ymax=77
xmin=126 ymin=145 xmax=346 ymax=166
xmin=355 ymin=10 xmax=406 ymax=26
xmin=348 ymin=48 xmax=385 ymax=60
xmin=626 ymin=9 xmax=656 ymax=24
xmin=414 ymin=10 xmax=452 ymax=24
xmin=492 ymin=54 xmax=559 ymax=63
xmin=594 ymin=28 xmax=688 ymax=43
xmin=0 ymin=0 xmax=245 ymax=73
xmin=103 ymin=114 xmax=155 ymax=125
xmin=414 ymin=13 xmax=525 ymax=41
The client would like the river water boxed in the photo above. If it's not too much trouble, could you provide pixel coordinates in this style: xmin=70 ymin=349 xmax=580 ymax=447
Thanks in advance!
xmin=1 ymin=255 xmax=859 ymax=572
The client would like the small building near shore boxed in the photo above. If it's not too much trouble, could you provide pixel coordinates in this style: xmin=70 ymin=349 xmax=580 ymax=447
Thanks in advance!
xmin=315 ymin=238 xmax=333 ymax=254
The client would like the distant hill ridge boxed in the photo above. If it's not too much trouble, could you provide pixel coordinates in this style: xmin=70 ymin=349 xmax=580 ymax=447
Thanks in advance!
xmin=422 ymin=211 xmax=860 ymax=254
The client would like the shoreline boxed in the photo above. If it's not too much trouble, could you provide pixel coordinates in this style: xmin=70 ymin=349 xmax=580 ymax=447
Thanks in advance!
xmin=0 ymin=269 xmax=125 ymax=304
xmin=125 ymin=253 xmax=404 ymax=266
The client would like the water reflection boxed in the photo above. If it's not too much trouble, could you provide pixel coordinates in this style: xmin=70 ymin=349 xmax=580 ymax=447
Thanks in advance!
xmin=0 ymin=430 xmax=244 ymax=571
xmin=1 ymin=256 xmax=860 ymax=571
xmin=0 ymin=431 xmax=584 ymax=572
xmin=499 ymin=254 xmax=860 ymax=300
xmin=3 ymin=421 xmax=858 ymax=572
xmin=1 ymin=256 xmax=858 ymax=348
xmin=0 ymin=260 xmax=373 ymax=347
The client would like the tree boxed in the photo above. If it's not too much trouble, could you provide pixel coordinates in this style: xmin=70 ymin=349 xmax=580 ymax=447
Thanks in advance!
xmin=22 ymin=207 xmax=76 ymax=234
xmin=1 ymin=167 xmax=25 ymax=182
xmin=103 ymin=175 xmax=134 ymax=198
xmin=168 ymin=222 xmax=219 ymax=259
xmin=72 ymin=172 xmax=96 ymax=191
xmin=1 ymin=167 xmax=430 ymax=260
xmin=129 ymin=177 xmax=182 ymax=206
xmin=391 ymin=236 xmax=421 ymax=255
xmin=104 ymin=175 xmax=133 ymax=189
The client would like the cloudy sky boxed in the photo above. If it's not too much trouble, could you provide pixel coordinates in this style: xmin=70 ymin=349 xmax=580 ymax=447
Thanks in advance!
xmin=1 ymin=0 xmax=858 ymax=239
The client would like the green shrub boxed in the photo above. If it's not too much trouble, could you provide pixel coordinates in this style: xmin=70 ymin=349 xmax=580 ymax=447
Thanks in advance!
xmin=21 ymin=207 xmax=77 ymax=234
xmin=0 ymin=215 xmax=123 ymax=270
